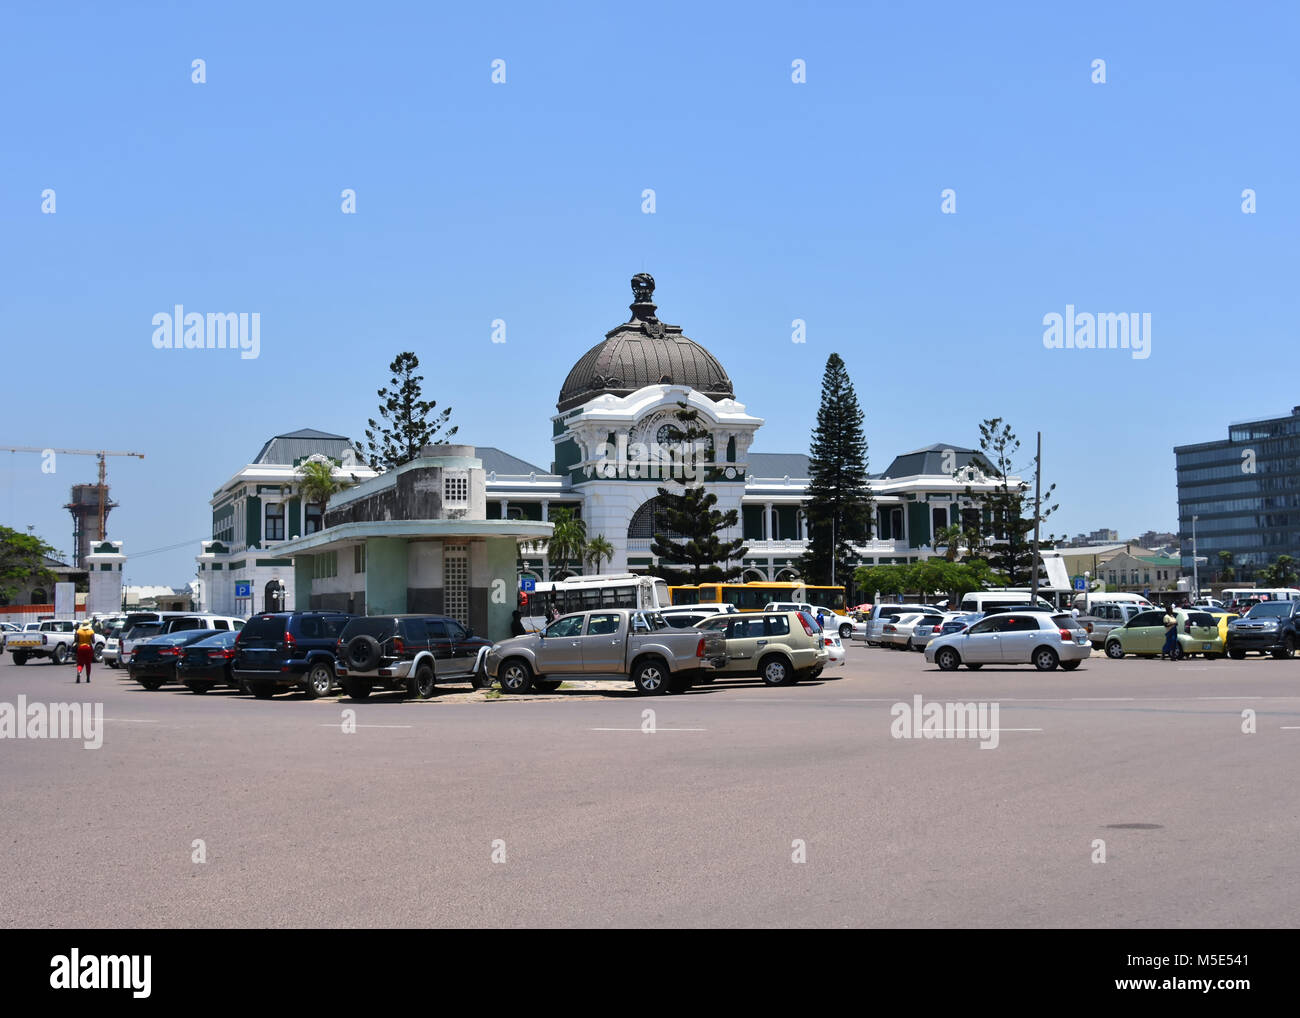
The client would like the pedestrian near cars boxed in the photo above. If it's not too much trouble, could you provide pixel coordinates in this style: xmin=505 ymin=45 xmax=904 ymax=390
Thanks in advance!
xmin=1160 ymin=609 xmax=1179 ymax=660
xmin=510 ymin=610 xmax=526 ymax=637
xmin=74 ymin=620 xmax=96 ymax=682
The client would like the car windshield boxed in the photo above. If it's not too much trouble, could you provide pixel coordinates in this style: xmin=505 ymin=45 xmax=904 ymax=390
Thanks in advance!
xmin=192 ymin=631 xmax=238 ymax=648
xmin=1247 ymin=602 xmax=1291 ymax=618
xmin=341 ymin=618 xmax=398 ymax=640
xmin=241 ymin=615 xmax=287 ymax=641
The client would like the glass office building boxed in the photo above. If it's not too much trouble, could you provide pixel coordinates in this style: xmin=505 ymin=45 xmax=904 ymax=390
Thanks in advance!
xmin=1174 ymin=407 xmax=1300 ymax=576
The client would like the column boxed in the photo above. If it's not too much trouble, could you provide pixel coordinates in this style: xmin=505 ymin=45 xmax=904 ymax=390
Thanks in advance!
xmin=764 ymin=502 xmax=774 ymax=541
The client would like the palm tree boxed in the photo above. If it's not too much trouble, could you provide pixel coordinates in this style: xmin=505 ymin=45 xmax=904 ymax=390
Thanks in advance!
xmin=296 ymin=458 xmax=349 ymax=532
xmin=546 ymin=507 xmax=587 ymax=578
xmin=585 ymin=535 xmax=615 ymax=573
xmin=933 ymin=524 xmax=963 ymax=562
xmin=1218 ymin=550 xmax=1234 ymax=583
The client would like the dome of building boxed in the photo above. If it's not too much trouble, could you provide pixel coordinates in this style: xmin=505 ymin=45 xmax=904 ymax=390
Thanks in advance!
xmin=557 ymin=274 xmax=735 ymax=412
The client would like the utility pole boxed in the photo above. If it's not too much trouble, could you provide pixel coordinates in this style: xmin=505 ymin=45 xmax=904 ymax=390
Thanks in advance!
xmin=1031 ymin=431 xmax=1042 ymax=604
xmin=1192 ymin=514 xmax=1199 ymax=600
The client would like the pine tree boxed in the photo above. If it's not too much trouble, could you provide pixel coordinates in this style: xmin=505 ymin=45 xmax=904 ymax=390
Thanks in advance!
xmin=649 ymin=404 xmax=747 ymax=583
xmin=799 ymin=354 xmax=873 ymax=591
xmin=961 ymin=418 xmax=1058 ymax=586
xmin=363 ymin=352 xmax=457 ymax=471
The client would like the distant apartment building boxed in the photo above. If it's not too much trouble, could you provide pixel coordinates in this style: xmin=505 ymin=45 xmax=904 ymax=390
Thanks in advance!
xmin=1175 ymin=407 xmax=1300 ymax=577
xmin=1061 ymin=528 xmax=1119 ymax=548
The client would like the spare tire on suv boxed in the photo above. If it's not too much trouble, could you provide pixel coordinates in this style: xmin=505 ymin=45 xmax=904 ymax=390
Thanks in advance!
xmin=345 ymin=635 xmax=382 ymax=672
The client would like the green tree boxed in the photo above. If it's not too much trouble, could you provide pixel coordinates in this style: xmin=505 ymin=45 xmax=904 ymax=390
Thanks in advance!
xmin=961 ymin=419 xmax=1058 ymax=586
xmin=1217 ymin=550 xmax=1235 ymax=583
xmin=364 ymin=352 xmax=457 ymax=472
xmin=933 ymin=523 xmax=964 ymax=562
xmin=546 ymin=507 xmax=587 ymax=578
xmin=585 ymin=535 xmax=614 ymax=573
xmin=649 ymin=404 xmax=747 ymax=584
xmin=0 ymin=526 xmax=57 ymax=605
xmin=296 ymin=457 xmax=354 ymax=525
xmin=799 ymin=354 xmax=873 ymax=591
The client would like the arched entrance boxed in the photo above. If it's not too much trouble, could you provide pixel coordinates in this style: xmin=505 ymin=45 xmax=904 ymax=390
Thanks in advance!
xmin=265 ymin=579 xmax=286 ymax=613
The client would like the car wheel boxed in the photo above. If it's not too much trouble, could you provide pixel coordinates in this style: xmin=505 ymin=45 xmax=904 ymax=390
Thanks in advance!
xmin=470 ymin=660 xmax=492 ymax=689
xmin=251 ymin=683 xmax=275 ymax=699
xmin=759 ymin=656 xmax=792 ymax=687
xmin=345 ymin=681 xmax=372 ymax=700
xmin=1060 ymin=660 xmax=1081 ymax=671
xmin=965 ymin=663 xmax=983 ymax=670
xmin=839 ymin=624 xmax=853 ymax=639
xmin=304 ymin=662 xmax=334 ymax=699
xmin=51 ymin=644 xmax=67 ymax=665
xmin=1205 ymin=653 xmax=1220 ymax=661
xmin=93 ymin=644 xmax=104 ymax=662
xmin=108 ymin=659 xmax=119 ymax=669
xmin=344 ymin=635 xmax=382 ymax=672
xmin=1105 ymin=641 xmax=1124 ymax=659
xmin=498 ymin=659 xmax=534 ymax=695
xmin=12 ymin=652 xmax=26 ymax=666
xmin=410 ymin=664 xmax=436 ymax=699
xmin=533 ymin=679 xmax=562 ymax=692
xmin=1274 ymin=637 xmax=1295 ymax=660
xmin=935 ymin=648 xmax=960 ymax=671
xmin=633 ymin=658 xmax=670 ymax=695
xmin=1033 ymin=647 xmax=1059 ymax=671
xmin=1228 ymin=648 xmax=1246 ymax=660
xmin=184 ymin=682 xmax=210 ymax=694
xmin=138 ymin=677 xmax=163 ymax=691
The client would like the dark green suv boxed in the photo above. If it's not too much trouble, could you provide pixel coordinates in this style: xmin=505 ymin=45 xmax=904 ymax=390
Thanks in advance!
xmin=335 ymin=615 xmax=493 ymax=699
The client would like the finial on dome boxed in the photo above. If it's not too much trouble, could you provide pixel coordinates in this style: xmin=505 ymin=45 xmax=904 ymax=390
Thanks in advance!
xmin=630 ymin=273 xmax=658 ymax=322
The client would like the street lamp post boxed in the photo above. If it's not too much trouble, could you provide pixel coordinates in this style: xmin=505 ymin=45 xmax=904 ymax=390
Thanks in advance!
xmin=1084 ymin=571 xmax=1090 ymax=614
xmin=1192 ymin=515 xmax=1199 ymax=600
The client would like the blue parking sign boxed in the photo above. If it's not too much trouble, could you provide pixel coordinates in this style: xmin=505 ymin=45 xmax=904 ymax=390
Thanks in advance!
xmin=235 ymin=582 xmax=251 ymax=598
xmin=1073 ymin=576 xmax=1086 ymax=591
xmin=520 ymin=577 xmax=535 ymax=593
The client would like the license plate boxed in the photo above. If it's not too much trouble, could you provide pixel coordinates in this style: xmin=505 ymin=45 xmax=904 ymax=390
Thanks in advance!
xmin=1202 ymin=643 xmax=1212 ymax=651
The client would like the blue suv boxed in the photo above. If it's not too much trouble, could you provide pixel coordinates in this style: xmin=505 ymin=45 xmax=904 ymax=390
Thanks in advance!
xmin=233 ymin=612 xmax=353 ymax=699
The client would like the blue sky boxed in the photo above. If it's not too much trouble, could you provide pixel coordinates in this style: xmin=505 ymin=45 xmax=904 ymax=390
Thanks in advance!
xmin=2 ymin=1 xmax=1297 ymax=583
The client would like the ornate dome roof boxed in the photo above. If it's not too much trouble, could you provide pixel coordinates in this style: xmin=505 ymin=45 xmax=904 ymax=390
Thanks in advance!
xmin=557 ymin=274 xmax=735 ymax=412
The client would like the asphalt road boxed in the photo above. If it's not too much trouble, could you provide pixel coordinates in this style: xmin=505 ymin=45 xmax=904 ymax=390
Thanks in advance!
xmin=2 ymin=644 xmax=1297 ymax=928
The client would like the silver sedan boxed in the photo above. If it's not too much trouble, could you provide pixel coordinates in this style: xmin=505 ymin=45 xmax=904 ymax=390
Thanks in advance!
xmin=925 ymin=612 xmax=1092 ymax=671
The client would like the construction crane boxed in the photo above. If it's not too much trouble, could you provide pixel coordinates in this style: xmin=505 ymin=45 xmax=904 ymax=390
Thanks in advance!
xmin=2 ymin=447 xmax=145 ymax=564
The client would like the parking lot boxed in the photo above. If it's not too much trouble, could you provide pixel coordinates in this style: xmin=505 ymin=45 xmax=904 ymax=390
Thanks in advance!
xmin=3 ymin=644 xmax=1299 ymax=927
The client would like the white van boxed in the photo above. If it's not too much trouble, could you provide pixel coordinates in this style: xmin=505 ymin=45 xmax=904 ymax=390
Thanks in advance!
xmin=1070 ymin=592 xmax=1154 ymax=612
xmin=959 ymin=591 xmax=1055 ymax=614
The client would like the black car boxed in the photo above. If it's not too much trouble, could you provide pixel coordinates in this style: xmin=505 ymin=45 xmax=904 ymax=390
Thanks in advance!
xmin=176 ymin=630 xmax=242 ymax=694
xmin=233 ymin=612 xmax=353 ymax=700
xmin=129 ymin=630 xmax=221 ymax=690
xmin=1226 ymin=600 xmax=1300 ymax=659
xmin=335 ymin=615 xmax=493 ymax=700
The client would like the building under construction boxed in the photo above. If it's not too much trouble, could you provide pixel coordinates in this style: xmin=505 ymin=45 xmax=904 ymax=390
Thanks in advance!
xmin=65 ymin=483 xmax=117 ymax=569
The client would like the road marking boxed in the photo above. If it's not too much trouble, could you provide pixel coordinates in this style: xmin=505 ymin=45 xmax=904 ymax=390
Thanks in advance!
xmin=317 ymin=723 xmax=412 ymax=729
xmin=1071 ymin=697 xmax=1135 ymax=701
xmin=1197 ymin=696 xmax=1263 ymax=700
xmin=590 ymin=727 xmax=707 ymax=732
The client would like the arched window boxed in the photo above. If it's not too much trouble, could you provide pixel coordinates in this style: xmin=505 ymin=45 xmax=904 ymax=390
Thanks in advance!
xmin=628 ymin=497 xmax=688 ymax=540
xmin=726 ymin=437 xmax=736 ymax=463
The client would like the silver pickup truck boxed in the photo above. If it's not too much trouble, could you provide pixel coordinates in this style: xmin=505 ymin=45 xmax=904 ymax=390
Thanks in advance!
xmin=1076 ymin=602 xmax=1144 ymax=647
xmin=485 ymin=608 xmax=727 ymax=695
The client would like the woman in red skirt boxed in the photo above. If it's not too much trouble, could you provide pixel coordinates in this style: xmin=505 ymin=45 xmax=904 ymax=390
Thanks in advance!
xmin=75 ymin=621 xmax=96 ymax=683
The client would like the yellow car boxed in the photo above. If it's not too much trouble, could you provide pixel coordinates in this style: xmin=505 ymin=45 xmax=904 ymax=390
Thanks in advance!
xmin=1104 ymin=609 xmax=1225 ymax=660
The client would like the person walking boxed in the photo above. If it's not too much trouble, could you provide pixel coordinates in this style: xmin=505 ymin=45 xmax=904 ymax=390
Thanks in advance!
xmin=510 ymin=610 xmax=527 ymax=637
xmin=74 ymin=619 xmax=96 ymax=683
xmin=1160 ymin=608 xmax=1179 ymax=660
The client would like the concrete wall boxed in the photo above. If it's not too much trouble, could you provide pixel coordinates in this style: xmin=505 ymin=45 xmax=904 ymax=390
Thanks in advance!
xmin=365 ymin=538 xmax=408 ymax=616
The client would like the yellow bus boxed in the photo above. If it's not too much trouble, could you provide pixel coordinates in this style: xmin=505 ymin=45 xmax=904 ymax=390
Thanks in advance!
xmin=669 ymin=582 xmax=847 ymax=612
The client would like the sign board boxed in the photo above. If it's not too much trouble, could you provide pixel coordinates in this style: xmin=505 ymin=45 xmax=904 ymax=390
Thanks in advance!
xmin=234 ymin=581 xmax=252 ymax=598
xmin=520 ymin=577 xmax=535 ymax=593
xmin=55 ymin=582 xmax=77 ymax=619
xmin=1073 ymin=576 xmax=1086 ymax=591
